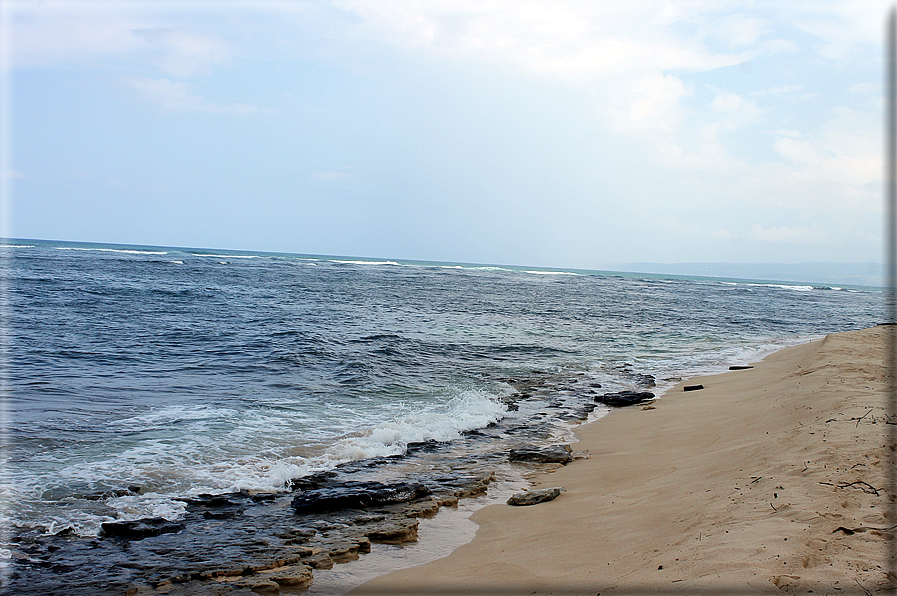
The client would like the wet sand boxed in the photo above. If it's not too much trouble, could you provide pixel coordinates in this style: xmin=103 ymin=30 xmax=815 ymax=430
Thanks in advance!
xmin=350 ymin=326 xmax=892 ymax=594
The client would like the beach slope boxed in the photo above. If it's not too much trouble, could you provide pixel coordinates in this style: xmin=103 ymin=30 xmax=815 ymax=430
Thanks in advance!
xmin=351 ymin=327 xmax=891 ymax=594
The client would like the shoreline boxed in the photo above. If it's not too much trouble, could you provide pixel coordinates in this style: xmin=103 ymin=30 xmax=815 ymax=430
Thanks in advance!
xmin=349 ymin=326 xmax=891 ymax=594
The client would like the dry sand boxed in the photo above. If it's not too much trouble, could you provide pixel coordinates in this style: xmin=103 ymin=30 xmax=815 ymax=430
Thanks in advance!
xmin=350 ymin=326 xmax=893 ymax=594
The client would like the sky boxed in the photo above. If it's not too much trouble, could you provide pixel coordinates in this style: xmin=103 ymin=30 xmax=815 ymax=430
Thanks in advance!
xmin=1 ymin=0 xmax=891 ymax=269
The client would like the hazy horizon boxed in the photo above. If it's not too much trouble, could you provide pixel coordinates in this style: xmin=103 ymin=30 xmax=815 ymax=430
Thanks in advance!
xmin=7 ymin=236 xmax=882 ymax=288
xmin=4 ymin=2 xmax=888 ymax=270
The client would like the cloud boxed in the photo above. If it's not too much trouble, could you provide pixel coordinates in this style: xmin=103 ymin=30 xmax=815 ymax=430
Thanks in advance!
xmin=124 ymin=77 xmax=261 ymax=114
xmin=334 ymin=0 xmax=751 ymax=79
xmin=9 ymin=2 xmax=148 ymax=68
xmin=132 ymin=28 xmax=231 ymax=78
xmin=772 ymin=106 xmax=878 ymax=191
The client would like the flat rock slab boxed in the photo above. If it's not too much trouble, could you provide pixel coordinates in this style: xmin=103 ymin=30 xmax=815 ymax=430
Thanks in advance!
xmin=507 ymin=487 xmax=565 ymax=506
xmin=595 ymin=391 xmax=655 ymax=407
xmin=100 ymin=518 xmax=185 ymax=541
xmin=509 ymin=445 xmax=573 ymax=464
xmin=291 ymin=481 xmax=431 ymax=514
xmin=683 ymin=384 xmax=704 ymax=391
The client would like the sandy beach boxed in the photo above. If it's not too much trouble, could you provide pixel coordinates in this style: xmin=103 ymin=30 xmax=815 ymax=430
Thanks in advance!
xmin=350 ymin=326 xmax=892 ymax=594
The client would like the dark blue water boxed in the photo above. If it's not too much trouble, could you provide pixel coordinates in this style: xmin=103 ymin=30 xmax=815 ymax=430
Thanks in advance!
xmin=4 ymin=239 xmax=883 ymax=540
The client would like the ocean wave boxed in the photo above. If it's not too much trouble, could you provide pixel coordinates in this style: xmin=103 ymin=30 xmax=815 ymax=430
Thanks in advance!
xmin=323 ymin=388 xmax=507 ymax=463
xmin=746 ymin=283 xmax=814 ymax=292
xmin=330 ymin=259 xmax=401 ymax=266
xmin=193 ymin=253 xmax=266 ymax=259
xmin=55 ymin=247 xmax=168 ymax=255
xmin=524 ymin=270 xmax=579 ymax=276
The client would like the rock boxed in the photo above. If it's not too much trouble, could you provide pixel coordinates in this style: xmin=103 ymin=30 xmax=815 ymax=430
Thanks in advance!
xmin=365 ymin=521 xmax=419 ymax=544
xmin=404 ymin=497 xmax=440 ymax=518
xmin=302 ymin=553 xmax=333 ymax=569
xmin=507 ymin=487 xmax=565 ymax=506
xmin=237 ymin=578 xmax=280 ymax=593
xmin=81 ymin=488 xmax=138 ymax=501
xmin=291 ymin=481 xmax=431 ymax=514
xmin=268 ymin=564 xmax=313 ymax=588
xmin=327 ymin=542 xmax=361 ymax=563
xmin=729 ymin=365 xmax=753 ymax=370
xmin=683 ymin=384 xmax=704 ymax=391
xmin=595 ymin=391 xmax=655 ymax=407
xmin=635 ymin=374 xmax=656 ymax=388
xmin=100 ymin=517 xmax=184 ymax=540
xmin=288 ymin=470 xmax=338 ymax=492
xmin=509 ymin=444 xmax=573 ymax=464
xmin=274 ymin=527 xmax=317 ymax=542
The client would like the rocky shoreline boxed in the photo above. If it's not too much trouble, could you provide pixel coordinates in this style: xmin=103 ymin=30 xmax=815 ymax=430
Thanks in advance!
xmin=7 ymin=369 xmax=662 ymax=596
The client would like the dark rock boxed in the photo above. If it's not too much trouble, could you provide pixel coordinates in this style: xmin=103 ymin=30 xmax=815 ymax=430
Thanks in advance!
xmin=635 ymin=374 xmax=656 ymax=388
xmin=274 ymin=527 xmax=317 ymax=541
xmin=291 ymin=481 xmax=431 ymax=514
xmin=406 ymin=440 xmax=443 ymax=454
xmin=509 ymin=444 xmax=573 ymax=464
xmin=595 ymin=391 xmax=655 ymax=407
xmin=289 ymin=470 xmax=337 ymax=492
xmin=81 ymin=488 xmax=138 ymax=501
xmin=683 ymin=384 xmax=704 ymax=392
xmin=100 ymin=518 xmax=185 ymax=540
xmin=729 ymin=365 xmax=753 ymax=370
xmin=184 ymin=494 xmax=240 ymax=508
xmin=507 ymin=487 xmax=565 ymax=506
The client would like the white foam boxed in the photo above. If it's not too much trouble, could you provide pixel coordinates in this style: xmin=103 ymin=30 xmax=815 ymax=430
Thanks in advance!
xmin=194 ymin=253 xmax=265 ymax=259
xmin=330 ymin=260 xmax=401 ymax=266
xmin=55 ymin=247 xmax=168 ymax=255
xmin=524 ymin=270 xmax=579 ymax=276
xmin=747 ymin=283 xmax=814 ymax=292
xmin=324 ymin=389 xmax=507 ymax=463
xmin=106 ymin=493 xmax=188 ymax=522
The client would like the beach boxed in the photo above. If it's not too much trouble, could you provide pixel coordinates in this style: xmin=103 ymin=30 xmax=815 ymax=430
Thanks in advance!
xmin=8 ymin=242 xmax=885 ymax=595
xmin=350 ymin=326 xmax=892 ymax=594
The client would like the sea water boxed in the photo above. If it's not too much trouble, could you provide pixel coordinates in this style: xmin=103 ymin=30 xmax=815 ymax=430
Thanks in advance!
xmin=3 ymin=239 xmax=883 ymax=577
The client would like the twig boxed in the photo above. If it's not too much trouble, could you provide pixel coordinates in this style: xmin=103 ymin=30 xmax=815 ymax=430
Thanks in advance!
xmin=770 ymin=503 xmax=777 ymax=512
xmin=856 ymin=408 xmax=873 ymax=427
xmin=820 ymin=480 xmax=881 ymax=495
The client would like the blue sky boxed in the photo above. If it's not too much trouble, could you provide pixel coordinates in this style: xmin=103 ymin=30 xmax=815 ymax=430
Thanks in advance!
xmin=2 ymin=1 xmax=889 ymax=269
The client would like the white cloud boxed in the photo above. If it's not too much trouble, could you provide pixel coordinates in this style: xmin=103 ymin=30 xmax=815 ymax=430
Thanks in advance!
xmin=133 ymin=28 xmax=231 ymax=78
xmin=9 ymin=2 xmax=151 ymax=68
xmin=334 ymin=0 xmax=750 ymax=79
xmin=710 ymin=87 xmax=761 ymax=122
xmin=772 ymin=106 xmax=878 ymax=191
xmin=124 ymin=77 xmax=261 ymax=114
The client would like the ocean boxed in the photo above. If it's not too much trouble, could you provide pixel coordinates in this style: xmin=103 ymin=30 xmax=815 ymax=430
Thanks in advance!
xmin=3 ymin=239 xmax=884 ymax=594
